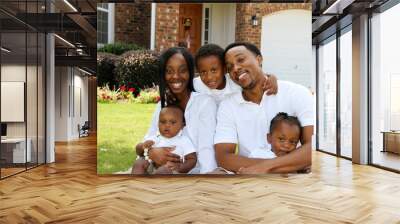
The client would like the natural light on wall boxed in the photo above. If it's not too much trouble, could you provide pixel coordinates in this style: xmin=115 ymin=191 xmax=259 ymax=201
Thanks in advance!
xmin=318 ymin=37 xmax=337 ymax=155
xmin=340 ymin=29 xmax=352 ymax=158
xmin=372 ymin=3 xmax=400 ymax=133
xmin=371 ymin=2 xmax=400 ymax=169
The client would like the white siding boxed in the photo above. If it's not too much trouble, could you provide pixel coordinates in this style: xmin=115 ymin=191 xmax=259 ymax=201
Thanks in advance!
xmin=261 ymin=9 xmax=312 ymax=90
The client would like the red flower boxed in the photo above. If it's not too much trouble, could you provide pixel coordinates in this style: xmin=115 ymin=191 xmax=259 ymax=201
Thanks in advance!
xmin=128 ymin=88 xmax=135 ymax=93
xmin=120 ymin=85 xmax=126 ymax=92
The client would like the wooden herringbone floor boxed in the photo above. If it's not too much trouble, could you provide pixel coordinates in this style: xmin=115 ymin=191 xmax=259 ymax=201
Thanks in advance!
xmin=1 ymin=135 xmax=400 ymax=224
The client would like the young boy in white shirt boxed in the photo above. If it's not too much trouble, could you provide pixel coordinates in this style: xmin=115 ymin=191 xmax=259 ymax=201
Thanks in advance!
xmin=193 ymin=44 xmax=278 ymax=104
xmin=132 ymin=106 xmax=197 ymax=174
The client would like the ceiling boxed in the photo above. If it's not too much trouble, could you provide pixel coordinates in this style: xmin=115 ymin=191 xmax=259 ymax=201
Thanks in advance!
xmin=0 ymin=0 xmax=97 ymax=74
xmin=312 ymin=0 xmax=391 ymax=44
xmin=3 ymin=0 xmax=394 ymax=73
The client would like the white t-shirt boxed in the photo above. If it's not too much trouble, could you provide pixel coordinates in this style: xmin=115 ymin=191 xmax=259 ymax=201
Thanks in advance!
xmin=214 ymin=80 xmax=315 ymax=157
xmin=144 ymin=131 xmax=196 ymax=160
xmin=249 ymin=148 xmax=276 ymax=159
xmin=193 ymin=74 xmax=241 ymax=105
xmin=144 ymin=92 xmax=218 ymax=174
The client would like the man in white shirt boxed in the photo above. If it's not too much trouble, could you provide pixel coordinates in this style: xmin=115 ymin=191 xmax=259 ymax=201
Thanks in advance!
xmin=214 ymin=42 xmax=314 ymax=174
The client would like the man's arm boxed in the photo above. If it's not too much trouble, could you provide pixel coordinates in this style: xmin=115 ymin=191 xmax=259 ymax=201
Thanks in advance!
xmin=215 ymin=143 xmax=264 ymax=173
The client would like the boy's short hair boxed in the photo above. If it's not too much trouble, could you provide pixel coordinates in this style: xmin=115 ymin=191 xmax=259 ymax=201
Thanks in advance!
xmin=269 ymin=112 xmax=302 ymax=136
xmin=194 ymin=44 xmax=225 ymax=69
xmin=224 ymin=42 xmax=262 ymax=59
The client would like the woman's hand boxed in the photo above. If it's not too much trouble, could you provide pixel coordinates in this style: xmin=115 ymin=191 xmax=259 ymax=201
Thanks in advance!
xmin=165 ymin=161 xmax=182 ymax=171
xmin=142 ymin=140 xmax=155 ymax=149
xmin=262 ymin=74 xmax=278 ymax=95
xmin=148 ymin=146 xmax=181 ymax=166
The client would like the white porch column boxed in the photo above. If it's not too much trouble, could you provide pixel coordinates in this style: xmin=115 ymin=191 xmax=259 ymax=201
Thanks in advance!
xmin=108 ymin=3 xmax=115 ymax=44
xmin=150 ymin=3 xmax=156 ymax=50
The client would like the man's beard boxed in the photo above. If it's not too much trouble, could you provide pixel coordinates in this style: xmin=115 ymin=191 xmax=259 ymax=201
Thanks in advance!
xmin=241 ymin=79 xmax=256 ymax=90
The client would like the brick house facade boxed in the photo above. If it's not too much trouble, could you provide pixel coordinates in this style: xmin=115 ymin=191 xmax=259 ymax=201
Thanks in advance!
xmin=111 ymin=3 xmax=310 ymax=52
xmin=155 ymin=3 xmax=311 ymax=52
xmin=110 ymin=2 xmax=313 ymax=94
xmin=153 ymin=3 xmax=313 ymax=89
xmin=114 ymin=3 xmax=151 ymax=48
xmin=154 ymin=3 xmax=180 ymax=52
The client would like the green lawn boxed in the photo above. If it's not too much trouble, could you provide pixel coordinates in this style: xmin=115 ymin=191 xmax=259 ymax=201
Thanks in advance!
xmin=97 ymin=103 xmax=156 ymax=174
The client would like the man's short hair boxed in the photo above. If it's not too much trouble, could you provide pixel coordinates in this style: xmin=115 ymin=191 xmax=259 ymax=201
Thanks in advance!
xmin=269 ymin=112 xmax=302 ymax=136
xmin=224 ymin=42 xmax=262 ymax=59
xmin=195 ymin=43 xmax=225 ymax=69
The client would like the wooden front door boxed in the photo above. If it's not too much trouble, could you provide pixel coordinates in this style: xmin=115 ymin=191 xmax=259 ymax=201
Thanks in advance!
xmin=178 ymin=4 xmax=202 ymax=55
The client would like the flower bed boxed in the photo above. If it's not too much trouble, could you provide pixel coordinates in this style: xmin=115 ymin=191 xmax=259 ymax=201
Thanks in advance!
xmin=97 ymin=86 xmax=160 ymax=104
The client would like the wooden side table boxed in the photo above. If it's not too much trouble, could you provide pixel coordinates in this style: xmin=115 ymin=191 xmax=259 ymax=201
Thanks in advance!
xmin=381 ymin=131 xmax=400 ymax=154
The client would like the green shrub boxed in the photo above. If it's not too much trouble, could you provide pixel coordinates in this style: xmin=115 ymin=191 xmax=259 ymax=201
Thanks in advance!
xmin=97 ymin=52 xmax=119 ymax=88
xmin=98 ymin=42 xmax=144 ymax=55
xmin=116 ymin=50 xmax=160 ymax=90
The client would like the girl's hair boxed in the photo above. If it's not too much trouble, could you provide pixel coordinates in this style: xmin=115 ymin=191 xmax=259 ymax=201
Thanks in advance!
xmin=269 ymin=112 xmax=302 ymax=137
xmin=159 ymin=47 xmax=195 ymax=107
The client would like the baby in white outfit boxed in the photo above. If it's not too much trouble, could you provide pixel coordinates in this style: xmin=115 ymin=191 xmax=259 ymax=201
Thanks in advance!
xmin=132 ymin=106 xmax=197 ymax=174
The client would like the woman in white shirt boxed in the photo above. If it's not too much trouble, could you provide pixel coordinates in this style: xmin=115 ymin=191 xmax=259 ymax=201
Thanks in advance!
xmin=135 ymin=47 xmax=218 ymax=174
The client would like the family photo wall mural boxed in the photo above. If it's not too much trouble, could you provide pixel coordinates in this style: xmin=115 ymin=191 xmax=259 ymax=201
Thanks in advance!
xmin=96 ymin=2 xmax=314 ymax=175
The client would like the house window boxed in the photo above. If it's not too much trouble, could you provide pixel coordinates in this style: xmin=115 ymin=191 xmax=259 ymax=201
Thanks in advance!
xmin=97 ymin=4 xmax=109 ymax=45
xmin=204 ymin=8 xmax=210 ymax=44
